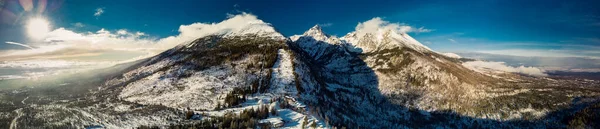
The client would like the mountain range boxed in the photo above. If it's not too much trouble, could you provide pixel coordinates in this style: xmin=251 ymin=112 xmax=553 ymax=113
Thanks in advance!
xmin=1 ymin=16 xmax=599 ymax=129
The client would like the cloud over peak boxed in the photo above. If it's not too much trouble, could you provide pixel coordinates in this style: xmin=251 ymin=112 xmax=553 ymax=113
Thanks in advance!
xmin=318 ymin=23 xmax=333 ymax=27
xmin=163 ymin=13 xmax=282 ymax=44
xmin=353 ymin=17 xmax=433 ymax=38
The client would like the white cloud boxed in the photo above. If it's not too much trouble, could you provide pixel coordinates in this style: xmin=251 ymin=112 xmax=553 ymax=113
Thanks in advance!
xmin=354 ymin=17 xmax=432 ymax=38
xmin=117 ymin=29 xmax=128 ymax=35
xmin=0 ymin=59 xmax=137 ymax=80
xmin=157 ymin=13 xmax=280 ymax=48
xmin=442 ymin=52 xmax=461 ymax=58
xmin=458 ymin=52 xmax=600 ymax=73
xmin=5 ymin=41 xmax=34 ymax=49
xmin=73 ymin=22 xmax=85 ymax=27
xmin=355 ymin=17 xmax=407 ymax=35
xmin=448 ymin=38 xmax=457 ymax=43
xmin=0 ymin=27 xmax=158 ymax=61
xmin=562 ymin=68 xmax=600 ymax=73
xmin=318 ymin=23 xmax=333 ymax=27
xmin=94 ymin=8 xmax=104 ymax=17
xmin=0 ymin=44 xmax=71 ymax=58
xmin=0 ymin=60 xmax=98 ymax=69
xmin=415 ymin=26 xmax=433 ymax=33
xmin=226 ymin=13 xmax=235 ymax=18
xmin=44 ymin=28 xmax=88 ymax=42
xmin=463 ymin=61 xmax=547 ymax=76
xmin=44 ymin=28 xmax=157 ymax=51
xmin=135 ymin=32 xmax=145 ymax=36
xmin=476 ymin=49 xmax=585 ymax=58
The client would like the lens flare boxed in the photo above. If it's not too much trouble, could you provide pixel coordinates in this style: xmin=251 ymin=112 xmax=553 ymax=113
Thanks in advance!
xmin=26 ymin=18 xmax=50 ymax=40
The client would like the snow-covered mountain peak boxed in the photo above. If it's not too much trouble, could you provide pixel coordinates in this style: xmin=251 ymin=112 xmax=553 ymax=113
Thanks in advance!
xmin=293 ymin=25 xmax=342 ymax=45
xmin=221 ymin=19 xmax=285 ymax=39
xmin=389 ymin=31 xmax=432 ymax=52
xmin=301 ymin=25 xmax=330 ymax=41
xmin=341 ymin=28 xmax=431 ymax=53
xmin=306 ymin=25 xmax=323 ymax=33
xmin=307 ymin=24 xmax=322 ymax=32
xmin=289 ymin=35 xmax=302 ymax=42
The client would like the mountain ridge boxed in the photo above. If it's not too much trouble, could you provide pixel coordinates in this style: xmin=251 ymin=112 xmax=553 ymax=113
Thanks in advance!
xmin=104 ymin=17 xmax=599 ymax=128
xmin=4 ymin=15 xmax=600 ymax=128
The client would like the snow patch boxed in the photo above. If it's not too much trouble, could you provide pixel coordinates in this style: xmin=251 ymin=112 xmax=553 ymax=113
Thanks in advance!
xmin=269 ymin=49 xmax=297 ymax=95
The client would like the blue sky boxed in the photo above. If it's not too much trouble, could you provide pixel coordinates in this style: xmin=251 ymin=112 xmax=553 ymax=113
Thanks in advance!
xmin=1 ymin=0 xmax=599 ymax=57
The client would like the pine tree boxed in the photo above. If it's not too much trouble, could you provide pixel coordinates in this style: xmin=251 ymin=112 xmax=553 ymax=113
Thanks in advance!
xmin=270 ymin=107 xmax=278 ymax=116
xmin=215 ymin=102 xmax=221 ymax=110
xmin=310 ymin=120 xmax=317 ymax=128
xmin=259 ymin=105 xmax=268 ymax=119
xmin=301 ymin=116 xmax=308 ymax=128
xmin=185 ymin=110 xmax=194 ymax=119
xmin=230 ymin=121 xmax=237 ymax=129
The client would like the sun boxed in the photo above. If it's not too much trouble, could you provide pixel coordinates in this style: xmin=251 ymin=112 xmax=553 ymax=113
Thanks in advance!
xmin=26 ymin=18 xmax=51 ymax=40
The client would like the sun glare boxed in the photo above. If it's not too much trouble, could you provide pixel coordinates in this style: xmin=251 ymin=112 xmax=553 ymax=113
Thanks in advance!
xmin=26 ymin=18 xmax=50 ymax=40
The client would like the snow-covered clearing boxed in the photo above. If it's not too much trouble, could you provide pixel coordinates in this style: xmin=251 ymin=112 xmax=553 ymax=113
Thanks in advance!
xmin=269 ymin=49 xmax=297 ymax=95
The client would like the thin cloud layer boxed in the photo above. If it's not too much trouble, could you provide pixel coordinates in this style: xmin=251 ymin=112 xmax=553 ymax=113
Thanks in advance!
xmin=73 ymin=22 xmax=85 ymax=28
xmin=415 ymin=26 xmax=433 ymax=33
xmin=463 ymin=61 xmax=548 ymax=76
xmin=5 ymin=41 xmax=34 ymax=49
xmin=458 ymin=52 xmax=600 ymax=73
xmin=448 ymin=39 xmax=457 ymax=43
xmin=477 ymin=49 xmax=590 ymax=58
xmin=318 ymin=23 xmax=333 ymax=27
xmin=0 ymin=28 xmax=159 ymax=61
